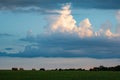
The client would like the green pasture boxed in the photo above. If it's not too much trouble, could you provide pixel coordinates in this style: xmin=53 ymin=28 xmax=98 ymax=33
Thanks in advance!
xmin=0 ymin=70 xmax=120 ymax=80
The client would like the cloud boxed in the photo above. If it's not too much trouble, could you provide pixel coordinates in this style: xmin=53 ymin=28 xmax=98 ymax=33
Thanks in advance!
xmin=116 ymin=10 xmax=120 ymax=22
xmin=116 ymin=10 xmax=120 ymax=34
xmin=0 ymin=0 xmax=120 ymax=13
xmin=5 ymin=48 xmax=13 ymax=51
xmin=47 ymin=4 xmax=93 ymax=38
xmin=1 ymin=4 xmax=120 ymax=59
xmin=95 ymin=21 xmax=113 ymax=37
xmin=47 ymin=4 xmax=119 ymax=38
xmin=17 ymin=33 xmax=120 ymax=58
xmin=0 ymin=33 xmax=13 ymax=37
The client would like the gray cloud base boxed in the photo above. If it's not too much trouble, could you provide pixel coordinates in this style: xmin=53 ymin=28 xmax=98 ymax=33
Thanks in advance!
xmin=1 ymin=33 xmax=120 ymax=59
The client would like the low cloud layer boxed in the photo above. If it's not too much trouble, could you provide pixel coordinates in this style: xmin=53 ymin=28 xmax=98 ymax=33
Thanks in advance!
xmin=1 ymin=4 xmax=120 ymax=58
xmin=5 ymin=48 xmax=13 ymax=51
xmin=0 ymin=0 xmax=120 ymax=13
xmin=0 ymin=33 xmax=13 ymax=37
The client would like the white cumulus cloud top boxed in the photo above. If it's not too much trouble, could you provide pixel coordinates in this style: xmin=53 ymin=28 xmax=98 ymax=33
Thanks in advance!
xmin=46 ymin=4 xmax=120 ymax=38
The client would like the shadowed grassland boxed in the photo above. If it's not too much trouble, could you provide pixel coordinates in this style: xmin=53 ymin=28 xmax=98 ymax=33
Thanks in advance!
xmin=0 ymin=70 xmax=120 ymax=80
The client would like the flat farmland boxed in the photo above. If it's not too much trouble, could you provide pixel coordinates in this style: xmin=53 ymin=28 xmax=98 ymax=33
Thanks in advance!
xmin=0 ymin=70 xmax=120 ymax=80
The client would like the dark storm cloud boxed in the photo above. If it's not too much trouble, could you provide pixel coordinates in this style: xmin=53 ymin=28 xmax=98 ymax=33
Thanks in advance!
xmin=0 ymin=0 xmax=120 ymax=12
xmin=1 ymin=33 xmax=120 ymax=58
xmin=3 ymin=33 xmax=118 ymax=59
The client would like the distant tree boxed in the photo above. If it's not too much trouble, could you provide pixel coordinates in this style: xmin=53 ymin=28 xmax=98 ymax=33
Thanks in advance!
xmin=99 ymin=65 xmax=108 ymax=71
xmin=55 ymin=68 xmax=58 ymax=71
xmin=89 ymin=65 xmax=120 ymax=71
xmin=113 ymin=65 xmax=120 ymax=71
xmin=32 ymin=68 xmax=36 ymax=71
xmin=19 ymin=68 xmax=24 ymax=71
xmin=12 ymin=68 xmax=18 ymax=71
xmin=77 ymin=68 xmax=86 ymax=71
xmin=40 ymin=68 xmax=45 ymax=71
xmin=89 ymin=67 xmax=101 ymax=71
xmin=69 ymin=68 xmax=76 ymax=71
xmin=58 ymin=68 xmax=63 ymax=71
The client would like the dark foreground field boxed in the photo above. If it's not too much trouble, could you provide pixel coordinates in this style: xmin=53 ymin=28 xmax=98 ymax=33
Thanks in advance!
xmin=0 ymin=70 xmax=120 ymax=80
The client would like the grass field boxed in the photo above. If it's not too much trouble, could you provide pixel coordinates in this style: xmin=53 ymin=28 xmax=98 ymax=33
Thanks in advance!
xmin=0 ymin=70 xmax=120 ymax=80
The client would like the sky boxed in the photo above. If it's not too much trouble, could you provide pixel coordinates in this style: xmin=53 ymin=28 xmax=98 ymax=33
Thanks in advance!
xmin=0 ymin=0 xmax=120 ymax=69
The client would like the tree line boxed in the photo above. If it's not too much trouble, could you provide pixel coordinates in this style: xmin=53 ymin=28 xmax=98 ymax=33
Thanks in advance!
xmin=89 ymin=65 xmax=120 ymax=71
xmin=12 ymin=65 xmax=120 ymax=71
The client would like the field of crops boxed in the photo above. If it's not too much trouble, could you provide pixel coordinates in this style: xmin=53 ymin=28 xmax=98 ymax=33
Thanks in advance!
xmin=0 ymin=70 xmax=120 ymax=80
